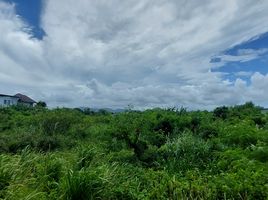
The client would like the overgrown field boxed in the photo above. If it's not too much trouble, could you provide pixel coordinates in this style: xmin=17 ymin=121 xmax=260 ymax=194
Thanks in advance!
xmin=1 ymin=103 xmax=268 ymax=199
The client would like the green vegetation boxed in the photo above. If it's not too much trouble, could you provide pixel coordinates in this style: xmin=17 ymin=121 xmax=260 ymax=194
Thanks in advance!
xmin=0 ymin=103 xmax=268 ymax=199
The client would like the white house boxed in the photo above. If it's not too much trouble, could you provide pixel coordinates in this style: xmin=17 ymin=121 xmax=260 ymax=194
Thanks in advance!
xmin=0 ymin=94 xmax=19 ymax=106
xmin=0 ymin=93 xmax=36 ymax=107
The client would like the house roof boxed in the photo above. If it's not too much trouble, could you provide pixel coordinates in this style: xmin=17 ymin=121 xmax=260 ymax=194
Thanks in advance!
xmin=0 ymin=94 xmax=19 ymax=98
xmin=14 ymin=93 xmax=36 ymax=103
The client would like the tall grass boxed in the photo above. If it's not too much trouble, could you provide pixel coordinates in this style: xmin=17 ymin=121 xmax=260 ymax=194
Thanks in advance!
xmin=0 ymin=104 xmax=268 ymax=199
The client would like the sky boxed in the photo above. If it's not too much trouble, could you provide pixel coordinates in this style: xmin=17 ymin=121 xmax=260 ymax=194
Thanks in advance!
xmin=0 ymin=0 xmax=268 ymax=109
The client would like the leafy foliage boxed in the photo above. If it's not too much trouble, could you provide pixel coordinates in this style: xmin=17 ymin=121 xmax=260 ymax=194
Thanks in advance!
xmin=0 ymin=103 xmax=268 ymax=199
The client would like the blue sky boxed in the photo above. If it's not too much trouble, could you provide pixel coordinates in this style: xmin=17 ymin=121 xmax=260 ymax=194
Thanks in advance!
xmin=3 ymin=0 xmax=45 ymax=39
xmin=0 ymin=0 xmax=268 ymax=109
xmin=211 ymin=32 xmax=268 ymax=83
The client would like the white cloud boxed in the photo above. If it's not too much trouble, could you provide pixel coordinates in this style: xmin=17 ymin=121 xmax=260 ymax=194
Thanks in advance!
xmin=0 ymin=0 xmax=268 ymax=109
xmin=234 ymin=71 xmax=254 ymax=77
xmin=213 ymin=48 xmax=268 ymax=65
xmin=237 ymin=48 xmax=268 ymax=56
xmin=241 ymin=72 xmax=268 ymax=106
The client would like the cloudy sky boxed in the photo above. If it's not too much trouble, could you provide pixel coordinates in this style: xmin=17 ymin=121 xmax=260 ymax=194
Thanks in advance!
xmin=1 ymin=0 xmax=268 ymax=109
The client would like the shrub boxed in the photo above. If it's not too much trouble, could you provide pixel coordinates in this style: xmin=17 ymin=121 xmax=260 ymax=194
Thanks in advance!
xmin=36 ymin=135 xmax=64 ymax=152
xmin=110 ymin=113 xmax=149 ymax=160
xmin=76 ymin=146 xmax=97 ymax=170
xmin=39 ymin=109 xmax=83 ymax=136
xmin=249 ymin=143 xmax=268 ymax=163
xmin=213 ymin=106 xmax=229 ymax=120
xmin=61 ymin=165 xmax=115 ymax=200
xmin=0 ymin=155 xmax=13 ymax=198
xmin=159 ymin=132 xmax=213 ymax=172
xmin=1 ymin=104 xmax=268 ymax=199
xmin=198 ymin=124 xmax=219 ymax=139
xmin=220 ymin=121 xmax=259 ymax=148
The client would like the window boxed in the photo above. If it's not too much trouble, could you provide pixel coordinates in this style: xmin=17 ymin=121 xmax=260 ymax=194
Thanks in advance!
xmin=3 ymin=99 xmax=11 ymax=105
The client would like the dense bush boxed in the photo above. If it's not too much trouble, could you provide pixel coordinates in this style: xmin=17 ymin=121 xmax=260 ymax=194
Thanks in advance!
xmin=159 ymin=132 xmax=213 ymax=172
xmin=0 ymin=103 xmax=268 ymax=199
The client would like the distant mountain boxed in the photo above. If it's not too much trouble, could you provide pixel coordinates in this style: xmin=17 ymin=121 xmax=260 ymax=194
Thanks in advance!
xmin=78 ymin=107 xmax=126 ymax=113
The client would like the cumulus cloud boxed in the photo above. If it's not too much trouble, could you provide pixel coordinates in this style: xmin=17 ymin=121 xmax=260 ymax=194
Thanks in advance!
xmin=0 ymin=0 xmax=268 ymax=109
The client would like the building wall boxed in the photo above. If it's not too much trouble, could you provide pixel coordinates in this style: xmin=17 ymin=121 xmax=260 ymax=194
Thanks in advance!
xmin=18 ymin=102 xmax=34 ymax=107
xmin=0 ymin=96 xmax=19 ymax=107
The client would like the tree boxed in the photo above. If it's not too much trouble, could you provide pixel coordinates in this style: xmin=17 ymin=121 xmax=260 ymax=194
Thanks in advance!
xmin=213 ymin=106 xmax=229 ymax=120
xmin=36 ymin=101 xmax=47 ymax=108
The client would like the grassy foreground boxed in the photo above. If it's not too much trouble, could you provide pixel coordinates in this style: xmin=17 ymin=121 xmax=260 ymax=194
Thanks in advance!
xmin=0 ymin=103 xmax=268 ymax=199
